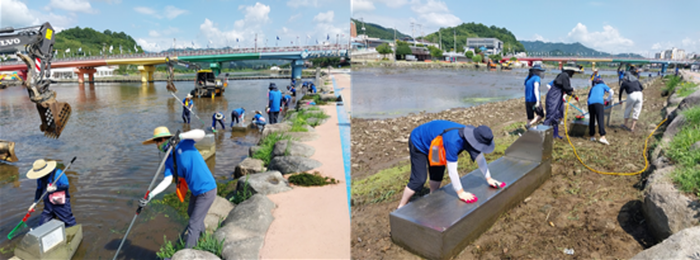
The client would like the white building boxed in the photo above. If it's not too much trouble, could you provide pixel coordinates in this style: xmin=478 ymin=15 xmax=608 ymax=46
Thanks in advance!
xmin=661 ymin=47 xmax=687 ymax=60
xmin=50 ymin=66 xmax=117 ymax=79
xmin=466 ymin=38 xmax=503 ymax=55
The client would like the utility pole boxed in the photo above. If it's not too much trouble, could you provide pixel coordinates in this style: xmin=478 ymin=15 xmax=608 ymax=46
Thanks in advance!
xmin=453 ymin=28 xmax=456 ymax=53
xmin=255 ymin=33 xmax=258 ymax=52
xmin=410 ymin=22 xmax=415 ymax=47
xmin=438 ymin=30 xmax=442 ymax=50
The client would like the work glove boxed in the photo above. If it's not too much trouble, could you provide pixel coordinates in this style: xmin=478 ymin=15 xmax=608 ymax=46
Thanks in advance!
xmin=139 ymin=196 xmax=151 ymax=207
xmin=28 ymin=202 xmax=37 ymax=212
xmin=46 ymin=184 xmax=57 ymax=192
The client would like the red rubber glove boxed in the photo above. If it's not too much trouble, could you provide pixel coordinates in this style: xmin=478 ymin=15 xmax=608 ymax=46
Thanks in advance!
xmin=575 ymin=96 xmax=580 ymax=102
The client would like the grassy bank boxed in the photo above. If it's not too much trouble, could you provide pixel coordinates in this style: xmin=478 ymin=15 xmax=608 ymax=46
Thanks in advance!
xmin=669 ymin=106 xmax=700 ymax=197
xmin=251 ymin=132 xmax=295 ymax=166
xmin=287 ymin=106 xmax=330 ymax=132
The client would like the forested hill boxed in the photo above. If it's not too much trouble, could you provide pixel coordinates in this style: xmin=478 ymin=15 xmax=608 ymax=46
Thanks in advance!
xmin=351 ymin=19 xmax=410 ymax=40
xmin=54 ymin=27 xmax=141 ymax=56
xmin=422 ymin=22 xmax=525 ymax=53
xmin=520 ymin=40 xmax=644 ymax=58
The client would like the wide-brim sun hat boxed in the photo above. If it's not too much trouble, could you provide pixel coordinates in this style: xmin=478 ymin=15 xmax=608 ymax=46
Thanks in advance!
xmin=463 ymin=125 xmax=496 ymax=154
xmin=530 ymin=64 xmax=546 ymax=71
xmin=142 ymin=126 xmax=173 ymax=145
xmin=27 ymin=159 xmax=57 ymax=179
xmin=215 ymin=113 xmax=223 ymax=120
xmin=562 ymin=66 xmax=582 ymax=73
xmin=186 ymin=94 xmax=193 ymax=98
xmin=255 ymin=110 xmax=262 ymax=115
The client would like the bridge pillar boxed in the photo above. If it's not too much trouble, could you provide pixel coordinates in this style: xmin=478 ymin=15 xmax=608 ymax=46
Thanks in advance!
xmin=291 ymin=60 xmax=304 ymax=80
xmin=591 ymin=62 xmax=596 ymax=71
xmin=210 ymin=62 xmax=221 ymax=76
xmin=661 ymin=63 xmax=668 ymax=74
xmin=138 ymin=65 xmax=156 ymax=83
xmin=558 ymin=61 xmax=563 ymax=70
xmin=73 ymin=67 xmax=97 ymax=84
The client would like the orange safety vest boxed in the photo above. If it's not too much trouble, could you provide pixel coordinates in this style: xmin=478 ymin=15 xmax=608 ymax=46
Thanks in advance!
xmin=428 ymin=127 xmax=462 ymax=166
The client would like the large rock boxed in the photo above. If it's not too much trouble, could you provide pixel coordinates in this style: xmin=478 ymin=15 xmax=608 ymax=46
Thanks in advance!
xmin=631 ymin=226 xmax=700 ymax=260
xmin=319 ymin=93 xmax=339 ymax=102
xmin=642 ymin=167 xmax=700 ymax=241
xmin=261 ymin=122 xmax=291 ymax=138
xmin=285 ymin=131 xmax=319 ymax=142
xmin=667 ymin=92 xmax=684 ymax=107
xmin=236 ymin=171 xmax=292 ymax=195
xmin=662 ymin=114 xmax=686 ymax=144
xmin=204 ymin=196 xmax=235 ymax=233
xmin=676 ymin=88 xmax=700 ymax=112
xmin=233 ymin=158 xmax=265 ymax=178
xmin=171 ymin=249 xmax=221 ymax=260
xmin=268 ymin=156 xmax=322 ymax=174
xmin=215 ymin=194 xmax=275 ymax=260
xmin=272 ymin=140 xmax=315 ymax=158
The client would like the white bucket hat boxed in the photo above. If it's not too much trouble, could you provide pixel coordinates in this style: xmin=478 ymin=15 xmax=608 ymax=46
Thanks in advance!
xmin=27 ymin=159 xmax=57 ymax=179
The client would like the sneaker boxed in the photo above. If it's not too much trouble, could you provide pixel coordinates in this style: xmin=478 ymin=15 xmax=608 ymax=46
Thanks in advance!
xmin=599 ymin=138 xmax=610 ymax=145
xmin=590 ymin=137 xmax=596 ymax=142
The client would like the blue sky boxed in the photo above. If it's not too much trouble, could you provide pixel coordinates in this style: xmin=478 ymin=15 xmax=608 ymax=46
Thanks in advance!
xmin=352 ymin=0 xmax=700 ymax=56
xmin=1 ymin=0 xmax=349 ymax=52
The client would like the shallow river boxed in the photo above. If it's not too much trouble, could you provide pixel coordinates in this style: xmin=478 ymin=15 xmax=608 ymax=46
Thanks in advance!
xmin=0 ymin=79 xmax=291 ymax=259
xmin=352 ymin=67 xmax=607 ymax=119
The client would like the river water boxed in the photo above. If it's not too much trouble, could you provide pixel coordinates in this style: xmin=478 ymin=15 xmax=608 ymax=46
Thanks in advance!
xmin=352 ymin=67 xmax=607 ymax=119
xmin=0 ymin=79 xmax=291 ymax=259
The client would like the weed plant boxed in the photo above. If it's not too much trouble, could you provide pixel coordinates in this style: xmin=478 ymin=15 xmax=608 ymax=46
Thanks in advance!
xmin=156 ymin=232 xmax=225 ymax=259
xmin=252 ymin=132 xmax=294 ymax=166
xmin=663 ymin=75 xmax=682 ymax=93
xmin=676 ymin=82 xmax=698 ymax=97
xmin=288 ymin=171 xmax=338 ymax=186
xmin=230 ymin=175 xmax=253 ymax=204
xmin=289 ymin=107 xmax=330 ymax=132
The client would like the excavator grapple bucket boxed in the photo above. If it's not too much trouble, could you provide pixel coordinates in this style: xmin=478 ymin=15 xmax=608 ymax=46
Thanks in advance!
xmin=36 ymin=99 xmax=71 ymax=138
xmin=166 ymin=81 xmax=178 ymax=92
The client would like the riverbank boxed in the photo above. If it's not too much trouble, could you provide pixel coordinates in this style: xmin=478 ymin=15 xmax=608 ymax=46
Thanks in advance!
xmin=351 ymin=76 xmax=668 ymax=259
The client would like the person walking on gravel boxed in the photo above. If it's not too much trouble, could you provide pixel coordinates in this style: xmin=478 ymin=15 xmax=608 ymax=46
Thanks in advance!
xmin=619 ymin=66 xmax=644 ymax=132
xmin=397 ymin=120 xmax=505 ymax=209
xmin=524 ymin=64 xmax=546 ymax=129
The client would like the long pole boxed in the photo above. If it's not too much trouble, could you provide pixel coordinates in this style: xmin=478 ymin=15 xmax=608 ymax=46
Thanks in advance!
xmin=112 ymin=145 xmax=173 ymax=260
xmin=169 ymin=92 xmax=212 ymax=131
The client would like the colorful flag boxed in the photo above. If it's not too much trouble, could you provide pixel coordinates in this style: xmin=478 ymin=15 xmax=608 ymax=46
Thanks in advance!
xmin=78 ymin=47 xmax=82 ymax=52
xmin=276 ymin=36 xmax=280 ymax=40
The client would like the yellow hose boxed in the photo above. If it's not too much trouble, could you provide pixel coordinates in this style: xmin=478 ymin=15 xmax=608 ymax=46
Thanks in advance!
xmin=562 ymin=95 xmax=667 ymax=176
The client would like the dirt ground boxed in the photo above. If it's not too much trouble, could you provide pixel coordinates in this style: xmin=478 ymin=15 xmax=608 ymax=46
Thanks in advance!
xmin=351 ymin=78 xmax=669 ymax=259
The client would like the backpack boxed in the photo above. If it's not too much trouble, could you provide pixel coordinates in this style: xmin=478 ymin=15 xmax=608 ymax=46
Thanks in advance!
xmin=428 ymin=127 xmax=462 ymax=166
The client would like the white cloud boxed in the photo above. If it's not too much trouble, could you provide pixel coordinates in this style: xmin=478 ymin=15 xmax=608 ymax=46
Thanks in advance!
xmin=352 ymin=0 xmax=375 ymax=13
xmin=410 ymin=0 xmax=461 ymax=30
xmin=288 ymin=13 xmax=303 ymax=22
xmin=533 ymin=34 xmax=549 ymax=42
xmin=148 ymin=30 xmax=160 ymax=37
xmin=199 ymin=18 xmax=245 ymax=48
xmin=134 ymin=5 xmax=187 ymax=19
xmin=236 ymin=2 xmax=271 ymax=27
xmin=136 ymin=38 xmax=161 ymax=52
xmin=287 ymin=0 xmax=318 ymax=8
xmin=1 ymin=0 xmax=41 ymax=26
xmin=566 ymin=23 xmax=634 ymax=53
xmin=164 ymin=5 xmax=187 ymax=20
xmin=313 ymin=11 xmax=334 ymax=23
xmin=48 ymin=0 xmax=98 ymax=14
xmin=282 ymin=27 xmax=289 ymax=33
xmin=379 ymin=0 xmax=409 ymax=8
xmin=134 ymin=7 xmax=156 ymax=15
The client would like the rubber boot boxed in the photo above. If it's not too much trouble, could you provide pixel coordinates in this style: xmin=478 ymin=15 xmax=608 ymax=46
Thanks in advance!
xmin=553 ymin=124 xmax=563 ymax=139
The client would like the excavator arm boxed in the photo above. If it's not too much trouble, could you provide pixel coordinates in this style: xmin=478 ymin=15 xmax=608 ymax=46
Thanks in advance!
xmin=0 ymin=22 xmax=71 ymax=138
xmin=165 ymin=57 xmax=201 ymax=92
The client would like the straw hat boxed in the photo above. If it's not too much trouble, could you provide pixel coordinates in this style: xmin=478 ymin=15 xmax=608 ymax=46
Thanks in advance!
xmin=255 ymin=110 xmax=262 ymax=115
xmin=186 ymin=93 xmax=193 ymax=99
xmin=562 ymin=66 xmax=582 ymax=73
xmin=142 ymin=126 xmax=173 ymax=145
xmin=27 ymin=159 xmax=57 ymax=179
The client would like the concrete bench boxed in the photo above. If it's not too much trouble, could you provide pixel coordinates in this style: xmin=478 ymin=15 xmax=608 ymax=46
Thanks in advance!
xmin=390 ymin=125 xmax=553 ymax=260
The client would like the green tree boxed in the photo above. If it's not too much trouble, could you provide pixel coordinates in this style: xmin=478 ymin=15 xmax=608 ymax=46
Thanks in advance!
xmin=427 ymin=46 xmax=443 ymax=60
xmin=376 ymin=43 xmax=393 ymax=55
xmin=395 ymin=41 xmax=412 ymax=60
xmin=472 ymin=54 xmax=482 ymax=63
xmin=466 ymin=50 xmax=474 ymax=59
xmin=489 ymin=54 xmax=502 ymax=63
xmin=475 ymin=48 xmax=482 ymax=54
xmin=510 ymin=56 xmax=518 ymax=61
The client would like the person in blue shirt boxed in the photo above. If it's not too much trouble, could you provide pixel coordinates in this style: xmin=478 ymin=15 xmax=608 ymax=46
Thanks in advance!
xmin=310 ymin=83 xmax=317 ymax=94
xmin=268 ymin=83 xmax=282 ymax=124
xmin=587 ymin=78 xmax=614 ymax=145
xmin=253 ymin=110 xmax=267 ymax=128
xmin=141 ymin=127 xmax=217 ymax=248
xmin=182 ymin=94 xmax=194 ymax=124
xmin=287 ymin=85 xmax=296 ymax=97
xmin=27 ymin=159 xmax=77 ymax=227
xmin=397 ymin=120 xmax=504 ymax=209
xmin=524 ymin=64 xmax=546 ymax=129
xmin=282 ymin=94 xmax=292 ymax=109
xmin=211 ymin=112 xmax=225 ymax=130
xmin=230 ymin=108 xmax=245 ymax=127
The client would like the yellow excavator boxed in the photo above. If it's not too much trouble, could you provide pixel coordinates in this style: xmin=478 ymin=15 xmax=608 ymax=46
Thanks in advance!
xmin=0 ymin=22 xmax=71 ymax=138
